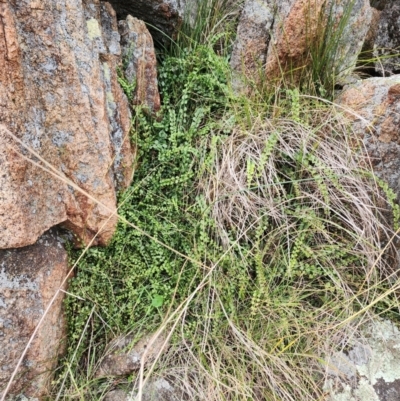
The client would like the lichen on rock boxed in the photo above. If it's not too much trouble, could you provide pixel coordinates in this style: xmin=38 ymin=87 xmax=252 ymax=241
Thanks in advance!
xmin=118 ymin=15 xmax=161 ymax=114
xmin=325 ymin=320 xmax=400 ymax=401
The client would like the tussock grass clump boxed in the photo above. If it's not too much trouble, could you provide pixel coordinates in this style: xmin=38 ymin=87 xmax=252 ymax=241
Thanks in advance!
xmin=203 ymin=110 xmax=392 ymax=277
xmin=177 ymin=0 xmax=240 ymax=52
xmin=154 ymin=100 xmax=400 ymax=401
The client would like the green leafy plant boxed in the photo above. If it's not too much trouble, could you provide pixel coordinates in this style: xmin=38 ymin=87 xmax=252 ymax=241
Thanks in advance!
xmin=117 ymin=67 xmax=136 ymax=102
xmin=56 ymin=38 xmax=232 ymax=396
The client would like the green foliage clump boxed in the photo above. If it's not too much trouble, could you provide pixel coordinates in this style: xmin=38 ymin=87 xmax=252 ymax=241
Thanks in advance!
xmin=64 ymin=42 xmax=231 ymax=361
xmin=117 ymin=69 xmax=136 ymax=102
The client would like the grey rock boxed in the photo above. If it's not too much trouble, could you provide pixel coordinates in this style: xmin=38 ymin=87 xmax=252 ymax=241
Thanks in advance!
xmin=324 ymin=320 xmax=400 ymax=401
xmin=131 ymin=378 xmax=183 ymax=401
xmin=373 ymin=1 xmax=400 ymax=76
xmin=0 ymin=229 xmax=68 ymax=399
xmin=231 ymin=0 xmax=371 ymax=89
xmin=105 ymin=389 xmax=130 ymax=401
xmin=96 ymin=333 xmax=169 ymax=378
xmin=230 ymin=0 xmax=275 ymax=91
xmin=327 ymin=0 xmax=372 ymax=82
xmin=360 ymin=6 xmax=381 ymax=73
xmin=105 ymin=378 xmax=186 ymax=401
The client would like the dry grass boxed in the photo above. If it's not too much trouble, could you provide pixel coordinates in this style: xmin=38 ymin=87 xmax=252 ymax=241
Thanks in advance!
xmin=201 ymin=106 xmax=394 ymax=267
xmin=156 ymin=101 xmax=400 ymax=401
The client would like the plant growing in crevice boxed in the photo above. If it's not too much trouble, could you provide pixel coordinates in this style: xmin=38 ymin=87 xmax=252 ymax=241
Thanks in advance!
xmin=117 ymin=67 xmax=136 ymax=102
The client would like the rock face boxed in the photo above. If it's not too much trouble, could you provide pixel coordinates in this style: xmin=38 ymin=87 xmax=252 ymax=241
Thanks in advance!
xmin=264 ymin=0 xmax=326 ymax=81
xmin=135 ymin=378 xmax=184 ymax=401
xmin=0 ymin=229 xmax=68 ymax=399
xmin=231 ymin=0 xmax=372 ymax=87
xmin=325 ymin=0 xmax=372 ymax=81
xmin=336 ymin=75 xmax=400 ymax=198
xmin=364 ymin=7 xmax=381 ymax=52
xmin=373 ymin=1 xmax=400 ymax=76
xmin=0 ymin=0 xmax=133 ymax=249
xmin=230 ymin=0 xmax=274 ymax=91
xmin=0 ymin=0 xmax=165 ymax=398
xmin=119 ymin=16 xmax=161 ymax=114
xmin=96 ymin=332 xmax=168 ymax=378
xmin=105 ymin=378 xmax=185 ymax=401
xmin=361 ymin=7 xmax=381 ymax=70
xmin=324 ymin=320 xmax=400 ymax=401
xmin=107 ymin=0 xmax=195 ymax=44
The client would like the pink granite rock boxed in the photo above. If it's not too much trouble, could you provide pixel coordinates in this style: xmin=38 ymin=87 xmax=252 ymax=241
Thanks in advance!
xmin=231 ymin=0 xmax=372 ymax=89
xmin=337 ymin=75 xmax=400 ymax=197
xmin=119 ymin=15 xmax=161 ymax=114
xmin=0 ymin=0 xmax=134 ymax=249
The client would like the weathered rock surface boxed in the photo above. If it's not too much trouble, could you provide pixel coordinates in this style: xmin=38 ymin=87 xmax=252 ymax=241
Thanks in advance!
xmin=0 ymin=229 xmax=68 ymax=399
xmin=119 ymin=16 xmax=161 ymax=114
xmin=324 ymin=320 xmax=400 ymax=401
xmin=325 ymin=0 xmax=372 ymax=81
xmin=360 ymin=6 xmax=381 ymax=73
xmin=363 ymin=7 xmax=381 ymax=53
xmin=373 ymin=1 xmax=400 ymax=76
xmin=107 ymin=0 xmax=196 ymax=44
xmin=336 ymin=75 xmax=400 ymax=197
xmin=105 ymin=378 xmax=185 ymax=401
xmin=264 ymin=0 xmax=326 ymax=81
xmin=96 ymin=332 xmax=168 ymax=378
xmin=0 ymin=0 xmax=133 ymax=249
xmin=135 ymin=378 xmax=183 ymax=401
xmin=105 ymin=389 xmax=130 ymax=401
xmin=231 ymin=0 xmax=372 ymax=88
xmin=230 ymin=0 xmax=274 ymax=91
